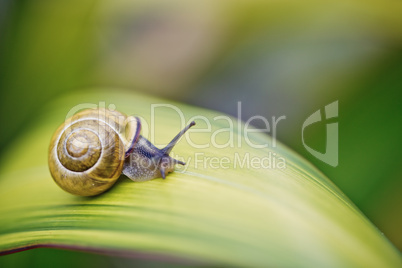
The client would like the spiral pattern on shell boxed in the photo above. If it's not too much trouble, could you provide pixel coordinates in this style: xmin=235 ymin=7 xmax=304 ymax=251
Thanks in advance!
xmin=48 ymin=108 xmax=141 ymax=196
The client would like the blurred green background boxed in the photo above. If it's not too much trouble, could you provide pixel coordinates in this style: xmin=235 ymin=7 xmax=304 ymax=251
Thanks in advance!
xmin=0 ymin=0 xmax=401 ymax=266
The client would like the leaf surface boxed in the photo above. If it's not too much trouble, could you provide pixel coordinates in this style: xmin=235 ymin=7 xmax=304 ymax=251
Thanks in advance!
xmin=0 ymin=89 xmax=400 ymax=267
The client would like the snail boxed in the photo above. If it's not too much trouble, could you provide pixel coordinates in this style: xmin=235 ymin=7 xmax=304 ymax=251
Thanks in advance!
xmin=48 ymin=108 xmax=195 ymax=196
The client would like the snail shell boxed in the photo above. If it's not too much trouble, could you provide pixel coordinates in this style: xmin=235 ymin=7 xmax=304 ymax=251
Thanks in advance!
xmin=48 ymin=108 xmax=140 ymax=196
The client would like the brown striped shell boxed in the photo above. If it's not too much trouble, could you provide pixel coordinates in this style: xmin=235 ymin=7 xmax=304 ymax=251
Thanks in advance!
xmin=48 ymin=108 xmax=140 ymax=196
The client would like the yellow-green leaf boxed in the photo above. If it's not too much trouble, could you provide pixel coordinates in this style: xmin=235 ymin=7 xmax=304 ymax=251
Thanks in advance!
xmin=0 ymin=89 xmax=400 ymax=267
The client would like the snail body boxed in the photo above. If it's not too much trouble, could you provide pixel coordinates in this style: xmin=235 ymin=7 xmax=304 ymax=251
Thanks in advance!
xmin=48 ymin=108 xmax=194 ymax=196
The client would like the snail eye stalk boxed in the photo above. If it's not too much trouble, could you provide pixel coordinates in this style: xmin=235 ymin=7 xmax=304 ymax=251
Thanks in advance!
xmin=162 ymin=121 xmax=196 ymax=155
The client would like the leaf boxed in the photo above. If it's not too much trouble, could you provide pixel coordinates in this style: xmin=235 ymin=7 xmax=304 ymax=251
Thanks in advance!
xmin=0 ymin=89 xmax=400 ymax=267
